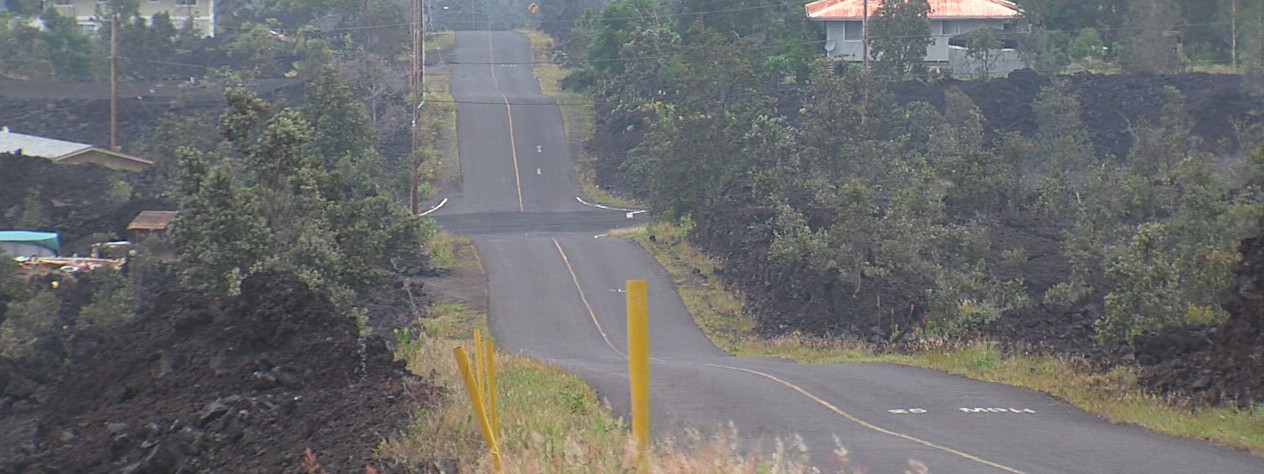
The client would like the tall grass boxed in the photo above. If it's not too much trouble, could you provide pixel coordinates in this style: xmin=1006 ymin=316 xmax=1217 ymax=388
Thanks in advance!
xmin=427 ymin=232 xmax=480 ymax=273
xmin=421 ymin=30 xmax=459 ymax=196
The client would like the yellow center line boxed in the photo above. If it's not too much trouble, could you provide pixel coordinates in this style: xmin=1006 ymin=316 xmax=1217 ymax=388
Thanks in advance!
xmin=553 ymin=238 xmax=1028 ymax=474
xmin=488 ymin=36 xmax=526 ymax=213
xmin=552 ymin=239 xmax=621 ymax=355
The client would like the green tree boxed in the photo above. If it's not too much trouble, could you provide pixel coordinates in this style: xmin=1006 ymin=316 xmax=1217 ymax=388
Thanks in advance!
xmin=304 ymin=66 xmax=385 ymax=195
xmin=77 ymin=268 xmax=135 ymax=328
xmin=227 ymin=23 xmax=292 ymax=78
xmin=1066 ymin=28 xmax=1106 ymax=62
xmin=0 ymin=256 xmax=30 ymax=322
xmin=1099 ymin=222 xmax=1182 ymax=340
xmin=964 ymin=28 xmax=1001 ymax=79
xmin=39 ymin=8 xmax=94 ymax=80
xmin=1119 ymin=0 xmax=1184 ymax=73
xmin=606 ymin=25 xmax=682 ymax=101
xmin=18 ymin=189 xmax=43 ymax=229
xmin=869 ymin=0 xmax=932 ymax=79
xmin=1031 ymin=86 xmax=1095 ymax=212
xmin=585 ymin=0 xmax=668 ymax=78
xmin=171 ymin=149 xmax=273 ymax=294
xmin=798 ymin=61 xmax=881 ymax=181
xmin=1 ymin=290 xmax=57 ymax=359
xmin=0 ymin=19 xmax=54 ymax=79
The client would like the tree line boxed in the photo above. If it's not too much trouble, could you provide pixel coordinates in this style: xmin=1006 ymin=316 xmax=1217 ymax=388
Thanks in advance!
xmin=561 ymin=0 xmax=1264 ymax=341
xmin=0 ymin=0 xmax=413 ymax=80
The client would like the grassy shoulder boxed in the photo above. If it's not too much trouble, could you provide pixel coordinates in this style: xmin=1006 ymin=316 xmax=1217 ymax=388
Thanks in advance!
xmin=421 ymin=31 xmax=459 ymax=198
xmin=516 ymin=29 xmax=639 ymax=209
xmin=613 ymin=220 xmax=1264 ymax=455
xmin=382 ymin=232 xmax=814 ymax=471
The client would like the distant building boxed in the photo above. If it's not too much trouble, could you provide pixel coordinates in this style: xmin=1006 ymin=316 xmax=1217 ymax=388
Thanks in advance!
xmin=45 ymin=0 xmax=216 ymax=37
xmin=0 ymin=231 xmax=61 ymax=257
xmin=806 ymin=0 xmax=1021 ymax=69
xmin=0 ymin=127 xmax=154 ymax=172
xmin=127 ymin=210 xmax=178 ymax=260
xmin=127 ymin=210 xmax=178 ymax=242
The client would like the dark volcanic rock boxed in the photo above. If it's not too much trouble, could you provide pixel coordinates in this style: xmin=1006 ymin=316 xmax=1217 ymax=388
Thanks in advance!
xmin=1138 ymin=214 xmax=1264 ymax=407
xmin=0 ymin=271 xmax=440 ymax=473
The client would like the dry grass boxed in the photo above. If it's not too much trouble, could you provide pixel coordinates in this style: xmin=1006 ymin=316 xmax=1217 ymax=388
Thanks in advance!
xmin=415 ymin=30 xmax=459 ymax=197
xmin=426 ymin=31 xmax=455 ymax=53
xmin=611 ymin=222 xmax=756 ymax=353
xmin=427 ymin=232 xmax=480 ymax=273
xmin=517 ymin=29 xmax=640 ymax=209
xmin=420 ymin=77 xmax=459 ymax=197
xmin=621 ymin=221 xmax=1264 ymax=455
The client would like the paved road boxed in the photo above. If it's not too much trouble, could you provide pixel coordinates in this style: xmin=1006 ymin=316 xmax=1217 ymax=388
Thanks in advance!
xmin=431 ymin=31 xmax=1264 ymax=473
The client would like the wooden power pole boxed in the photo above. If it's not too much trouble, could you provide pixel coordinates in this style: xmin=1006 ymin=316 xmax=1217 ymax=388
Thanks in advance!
xmin=411 ymin=0 xmax=425 ymax=215
xmin=862 ymin=0 xmax=869 ymax=74
xmin=110 ymin=12 xmax=119 ymax=152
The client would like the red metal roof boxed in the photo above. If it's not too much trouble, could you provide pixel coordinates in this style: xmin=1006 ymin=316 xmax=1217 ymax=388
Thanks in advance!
xmin=806 ymin=0 xmax=1020 ymax=20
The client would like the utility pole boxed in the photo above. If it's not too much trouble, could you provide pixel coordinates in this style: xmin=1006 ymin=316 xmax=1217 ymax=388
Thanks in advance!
xmin=411 ymin=0 xmax=424 ymax=215
xmin=862 ymin=0 xmax=869 ymax=74
xmin=1231 ymin=0 xmax=1238 ymax=70
xmin=860 ymin=0 xmax=870 ymax=126
xmin=110 ymin=12 xmax=119 ymax=152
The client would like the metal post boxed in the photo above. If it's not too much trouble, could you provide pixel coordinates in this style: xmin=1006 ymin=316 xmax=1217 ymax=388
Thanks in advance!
xmin=453 ymin=346 xmax=504 ymax=472
xmin=626 ymin=279 xmax=650 ymax=470
xmin=485 ymin=337 xmax=498 ymax=437
xmin=410 ymin=0 xmax=424 ymax=215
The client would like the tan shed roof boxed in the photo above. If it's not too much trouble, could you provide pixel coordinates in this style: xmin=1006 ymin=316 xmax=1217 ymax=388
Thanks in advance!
xmin=128 ymin=211 xmax=180 ymax=231
xmin=807 ymin=0 xmax=1020 ymax=20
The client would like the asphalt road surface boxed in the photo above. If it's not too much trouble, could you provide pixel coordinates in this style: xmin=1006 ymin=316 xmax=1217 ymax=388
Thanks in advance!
xmin=429 ymin=31 xmax=1264 ymax=473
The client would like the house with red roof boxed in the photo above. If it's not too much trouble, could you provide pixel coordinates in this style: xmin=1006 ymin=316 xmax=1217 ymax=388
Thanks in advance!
xmin=806 ymin=0 xmax=1022 ymax=73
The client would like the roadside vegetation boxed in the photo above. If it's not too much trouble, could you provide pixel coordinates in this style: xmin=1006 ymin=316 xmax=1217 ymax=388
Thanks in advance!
xmin=419 ymin=31 xmax=460 ymax=198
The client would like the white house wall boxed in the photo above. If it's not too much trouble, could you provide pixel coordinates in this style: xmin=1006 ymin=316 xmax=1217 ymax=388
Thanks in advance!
xmin=52 ymin=0 xmax=215 ymax=37
xmin=824 ymin=18 xmax=1010 ymax=63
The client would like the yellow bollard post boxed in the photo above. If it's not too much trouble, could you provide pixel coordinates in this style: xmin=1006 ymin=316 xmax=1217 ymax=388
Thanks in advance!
xmin=626 ymin=279 xmax=650 ymax=469
xmin=454 ymin=346 xmax=504 ymax=473
xmin=486 ymin=338 xmax=499 ymax=437
xmin=473 ymin=329 xmax=485 ymax=391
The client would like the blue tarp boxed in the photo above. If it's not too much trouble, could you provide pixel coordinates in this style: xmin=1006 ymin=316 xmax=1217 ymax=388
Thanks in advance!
xmin=0 ymin=231 xmax=60 ymax=254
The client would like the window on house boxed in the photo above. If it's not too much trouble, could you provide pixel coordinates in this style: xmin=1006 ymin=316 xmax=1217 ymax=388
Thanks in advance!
xmin=53 ymin=0 xmax=73 ymax=6
xmin=176 ymin=0 xmax=198 ymax=5
xmin=941 ymin=21 xmax=960 ymax=36
xmin=844 ymin=21 xmax=862 ymax=41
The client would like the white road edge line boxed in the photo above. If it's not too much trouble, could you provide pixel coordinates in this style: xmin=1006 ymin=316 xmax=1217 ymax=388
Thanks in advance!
xmin=575 ymin=196 xmax=647 ymax=214
xmin=418 ymin=197 xmax=448 ymax=216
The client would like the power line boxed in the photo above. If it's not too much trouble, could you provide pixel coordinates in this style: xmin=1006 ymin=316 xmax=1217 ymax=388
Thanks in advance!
xmin=208 ymin=0 xmax=805 ymax=33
